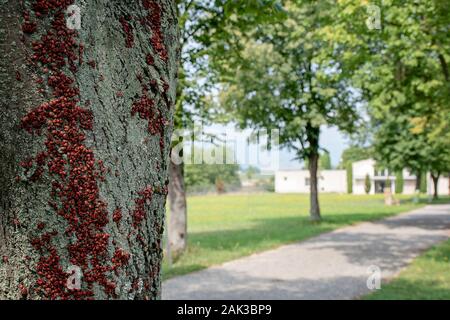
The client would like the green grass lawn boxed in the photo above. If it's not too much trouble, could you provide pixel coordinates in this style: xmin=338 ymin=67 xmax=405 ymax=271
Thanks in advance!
xmin=365 ymin=239 xmax=450 ymax=300
xmin=162 ymin=193 xmax=430 ymax=280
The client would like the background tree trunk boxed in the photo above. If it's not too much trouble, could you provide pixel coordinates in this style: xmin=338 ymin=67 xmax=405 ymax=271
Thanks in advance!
xmin=168 ymin=159 xmax=187 ymax=258
xmin=431 ymin=173 xmax=440 ymax=200
xmin=0 ymin=0 xmax=178 ymax=300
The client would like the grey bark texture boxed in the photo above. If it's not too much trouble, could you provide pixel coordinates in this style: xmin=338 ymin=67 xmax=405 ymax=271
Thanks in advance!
xmin=168 ymin=159 xmax=187 ymax=258
xmin=0 ymin=0 xmax=179 ymax=300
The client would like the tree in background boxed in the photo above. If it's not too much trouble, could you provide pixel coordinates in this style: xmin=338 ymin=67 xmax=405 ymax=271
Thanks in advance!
xmin=0 ymin=0 xmax=178 ymax=299
xmin=168 ymin=0 xmax=283 ymax=258
xmin=179 ymin=145 xmax=241 ymax=193
xmin=217 ymin=1 xmax=359 ymax=221
xmin=346 ymin=163 xmax=353 ymax=194
xmin=215 ymin=178 xmax=226 ymax=194
xmin=332 ymin=1 xmax=450 ymax=194
xmin=385 ymin=178 xmax=392 ymax=195
xmin=429 ymin=113 xmax=450 ymax=196
xmin=365 ymin=174 xmax=372 ymax=195
xmin=184 ymin=162 xmax=241 ymax=192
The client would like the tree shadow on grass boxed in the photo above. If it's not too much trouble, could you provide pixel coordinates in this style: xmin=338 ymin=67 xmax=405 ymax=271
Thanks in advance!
xmin=366 ymin=278 xmax=450 ymax=300
xmin=164 ymin=204 xmax=450 ymax=280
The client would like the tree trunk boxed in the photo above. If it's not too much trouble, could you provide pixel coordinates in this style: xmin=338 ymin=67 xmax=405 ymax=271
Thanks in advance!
xmin=168 ymin=158 xmax=187 ymax=258
xmin=431 ymin=173 xmax=440 ymax=200
xmin=307 ymin=125 xmax=321 ymax=222
xmin=309 ymin=151 xmax=321 ymax=221
xmin=0 ymin=0 xmax=178 ymax=300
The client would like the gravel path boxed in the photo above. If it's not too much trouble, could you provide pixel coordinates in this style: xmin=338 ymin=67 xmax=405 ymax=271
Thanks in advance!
xmin=162 ymin=204 xmax=450 ymax=300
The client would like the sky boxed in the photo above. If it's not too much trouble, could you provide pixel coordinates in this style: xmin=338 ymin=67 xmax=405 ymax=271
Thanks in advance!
xmin=186 ymin=124 xmax=349 ymax=171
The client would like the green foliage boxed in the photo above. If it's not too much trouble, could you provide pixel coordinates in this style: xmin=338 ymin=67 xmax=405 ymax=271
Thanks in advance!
xmin=346 ymin=162 xmax=353 ymax=194
xmin=263 ymin=176 xmax=275 ymax=192
xmin=174 ymin=0 xmax=285 ymax=129
xmin=420 ymin=173 xmax=428 ymax=194
xmin=211 ymin=1 xmax=364 ymax=220
xmin=386 ymin=177 xmax=392 ymax=191
xmin=366 ymin=239 xmax=450 ymax=300
xmin=184 ymin=163 xmax=241 ymax=192
xmin=364 ymin=174 xmax=371 ymax=194
xmin=244 ymin=165 xmax=260 ymax=180
xmin=216 ymin=1 xmax=359 ymax=161
xmin=395 ymin=171 xmax=404 ymax=194
xmin=183 ymin=146 xmax=241 ymax=192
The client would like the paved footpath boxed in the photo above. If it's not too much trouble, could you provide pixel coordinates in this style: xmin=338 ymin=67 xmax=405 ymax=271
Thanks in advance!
xmin=162 ymin=204 xmax=450 ymax=300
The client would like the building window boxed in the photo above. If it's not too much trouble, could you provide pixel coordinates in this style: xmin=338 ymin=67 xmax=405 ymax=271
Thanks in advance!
xmin=305 ymin=178 xmax=310 ymax=186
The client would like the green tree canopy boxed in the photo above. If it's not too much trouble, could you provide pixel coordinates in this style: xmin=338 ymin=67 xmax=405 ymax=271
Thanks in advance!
xmin=215 ymin=1 xmax=360 ymax=220
xmin=330 ymin=1 xmax=450 ymax=181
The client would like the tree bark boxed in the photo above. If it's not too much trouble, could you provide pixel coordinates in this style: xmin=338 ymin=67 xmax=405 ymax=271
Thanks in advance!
xmin=168 ymin=159 xmax=187 ymax=258
xmin=167 ymin=68 xmax=188 ymax=258
xmin=0 ymin=0 xmax=178 ymax=300
xmin=309 ymin=151 xmax=321 ymax=221
xmin=431 ymin=173 xmax=440 ymax=200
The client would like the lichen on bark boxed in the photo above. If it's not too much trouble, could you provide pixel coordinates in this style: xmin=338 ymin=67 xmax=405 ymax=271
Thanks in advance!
xmin=0 ymin=0 xmax=179 ymax=300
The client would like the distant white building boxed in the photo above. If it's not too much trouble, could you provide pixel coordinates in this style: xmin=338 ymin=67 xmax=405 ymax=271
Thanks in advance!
xmin=275 ymin=169 xmax=347 ymax=193
xmin=275 ymin=158 xmax=449 ymax=196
